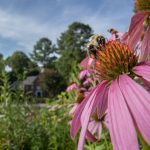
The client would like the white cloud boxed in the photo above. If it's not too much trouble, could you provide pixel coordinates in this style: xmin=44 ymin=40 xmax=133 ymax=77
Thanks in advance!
xmin=0 ymin=8 xmax=66 ymax=54
xmin=0 ymin=0 xmax=133 ymax=57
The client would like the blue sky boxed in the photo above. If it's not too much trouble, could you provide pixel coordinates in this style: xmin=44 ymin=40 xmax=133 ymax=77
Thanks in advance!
xmin=0 ymin=0 xmax=134 ymax=58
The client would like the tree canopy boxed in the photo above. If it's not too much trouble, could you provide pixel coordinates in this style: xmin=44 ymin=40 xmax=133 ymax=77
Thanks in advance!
xmin=56 ymin=22 xmax=93 ymax=81
xmin=31 ymin=37 xmax=55 ymax=68
xmin=7 ymin=51 xmax=30 ymax=75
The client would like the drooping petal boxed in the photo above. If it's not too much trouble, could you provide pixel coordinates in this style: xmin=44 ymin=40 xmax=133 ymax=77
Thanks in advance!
xmin=108 ymin=78 xmax=139 ymax=150
xmin=119 ymin=74 xmax=150 ymax=145
xmin=104 ymin=113 xmax=109 ymax=129
xmin=88 ymin=120 xmax=98 ymax=134
xmin=77 ymin=81 xmax=107 ymax=150
xmin=133 ymin=64 xmax=150 ymax=82
xmin=80 ymin=81 xmax=108 ymax=125
xmin=97 ymin=87 xmax=108 ymax=119
xmin=86 ymin=130 xmax=97 ymax=142
xmin=87 ymin=121 xmax=102 ymax=140
xmin=128 ymin=12 xmax=148 ymax=50
xmin=69 ymin=104 xmax=79 ymax=116
xmin=141 ymin=27 xmax=150 ymax=61
xmin=97 ymin=123 xmax=102 ymax=140
xmin=70 ymin=87 xmax=95 ymax=139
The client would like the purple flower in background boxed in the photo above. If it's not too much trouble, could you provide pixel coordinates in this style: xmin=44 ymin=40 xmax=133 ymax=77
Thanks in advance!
xmin=66 ymin=83 xmax=79 ymax=92
xmin=79 ymin=70 xmax=91 ymax=80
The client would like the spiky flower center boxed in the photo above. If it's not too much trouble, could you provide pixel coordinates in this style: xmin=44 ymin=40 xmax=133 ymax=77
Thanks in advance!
xmin=134 ymin=0 xmax=150 ymax=12
xmin=95 ymin=41 xmax=138 ymax=82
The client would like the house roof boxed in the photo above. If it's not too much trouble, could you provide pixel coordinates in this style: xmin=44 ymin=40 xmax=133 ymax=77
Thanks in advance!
xmin=23 ymin=76 xmax=38 ymax=85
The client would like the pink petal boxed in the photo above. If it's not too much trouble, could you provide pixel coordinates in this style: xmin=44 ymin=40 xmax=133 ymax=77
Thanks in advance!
xmin=133 ymin=64 xmax=150 ymax=82
xmin=88 ymin=120 xmax=98 ymax=134
xmin=141 ymin=78 xmax=150 ymax=92
xmin=108 ymin=78 xmax=139 ymax=150
xmin=120 ymin=32 xmax=129 ymax=44
xmin=128 ymin=12 xmax=148 ymax=50
xmin=77 ymin=81 xmax=107 ymax=150
xmin=79 ymin=69 xmax=91 ymax=80
xmin=119 ymin=74 xmax=150 ymax=145
xmin=97 ymin=123 xmax=102 ymax=140
xmin=66 ymin=83 xmax=79 ymax=92
xmin=88 ymin=120 xmax=102 ymax=140
xmin=80 ymin=56 xmax=94 ymax=69
xmin=109 ymin=33 xmax=123 ymax=41
xmin=70 ymin=88 xmax=95 ymax=139
xmin=86 ymin=130 xmax=97 ymax=142
xmin=80 ymin=81 xmax=108 ymax=125
xmin=83 ymin=78 xmax=93 ymax=87
xmin=69 ymin=104 xmax=79 ymax=116
xmin=97 ymin=87 xmax=108 ymax=119
xmin=141 ymin=27 xmax=150 ymax=61
xmin=109 ymin=34 xmax=116 ymax=41
xmin=88 ymin=121 xmax=102 ymax=140
xmin=70 ymin=85 xmax=100 ymax=139
xmin=104 ymin=113 xmax=109 ymax=129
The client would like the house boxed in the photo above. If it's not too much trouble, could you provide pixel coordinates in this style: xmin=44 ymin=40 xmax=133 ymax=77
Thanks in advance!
xmin=22 ymin=76 xmax=43 ymax=98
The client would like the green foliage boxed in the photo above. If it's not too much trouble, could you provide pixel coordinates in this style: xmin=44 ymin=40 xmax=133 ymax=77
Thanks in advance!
xmin=0 ymin=71 xmax=75 ymax=150
xmin=0 ymin=70 xmax=11 ymax=103
xmin=31 ymin=37 xmax=55 ymax=68
xmin=7 ymin=51 xmax=30 ymax=76
xmin=6 ymin=51 xmax=39 ymax=81
xmin=0 ymin=101 xmax=76 ymax=150
xmin=0 ymin=53 xmax=3 ymax=59
xmin=39 ymin=69 xmax=65 ymax=98
xmin=0 ymin=56 xmax=5 ymax=84
xmin=56 ymin=22 xmax=93 ymax=81
xmin=0 ymin=68 xmax=113 ymax=150
xmin=68 ymin=61 xmax=80 ymax=85
xmin=24 ymin=61 xmax=40 ymax=77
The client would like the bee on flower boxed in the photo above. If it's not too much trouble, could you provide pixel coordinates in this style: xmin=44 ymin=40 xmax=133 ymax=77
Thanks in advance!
xmin=87 ymin=34 xmax=106 ymax=59
xmin=70 ymin=40 xmax=150 ymax=150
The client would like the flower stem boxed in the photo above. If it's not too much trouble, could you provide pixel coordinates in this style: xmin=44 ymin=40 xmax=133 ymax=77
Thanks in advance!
xmin=103 ymin=130 xmax=109 ymax=150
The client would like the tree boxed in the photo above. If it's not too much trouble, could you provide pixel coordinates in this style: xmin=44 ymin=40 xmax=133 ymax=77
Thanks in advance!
xmin=7 ymin=51 xmax=30 ymax=75
xmin=24 ymin=61 xmax=40 ymax=77
xmin=39 ymin=69 xmax=65 ymax=98
xmin=6 ymin=51 xmax=39 ymax=81
xmin=0 ymin=53 xmax=3 ymax=59
xmin=0 ymin=54 xmax=4 ymax=84
xmin=56 ymin=22 xmax=93 ymax=81
xmin=31 ymin=37 xmax=55 ymax=68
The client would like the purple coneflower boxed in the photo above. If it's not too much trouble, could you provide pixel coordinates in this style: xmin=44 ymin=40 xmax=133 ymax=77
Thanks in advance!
xmin=124 ymin=0 xmax=150 ymax=60
xmin=66 ymin=82 xmax=79 ymax=92
xmin=79 ymin=70 xmax=91 ymax=80
xmin=71 ymin=41 xmax=150 ymax=150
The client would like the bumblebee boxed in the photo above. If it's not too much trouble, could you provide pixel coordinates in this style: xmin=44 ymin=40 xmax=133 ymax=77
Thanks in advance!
xmin=87 ymin=34 xmax=106 ymax=59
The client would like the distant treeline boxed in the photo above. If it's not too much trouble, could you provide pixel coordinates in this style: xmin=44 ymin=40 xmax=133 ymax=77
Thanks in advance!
xmin=0 ymin=22 xmax=93 ymax=98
